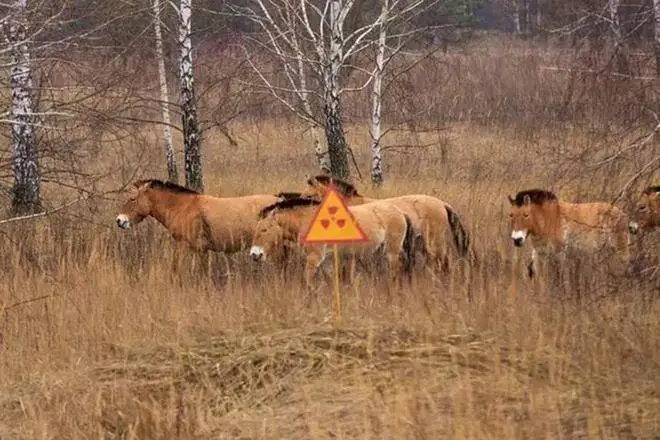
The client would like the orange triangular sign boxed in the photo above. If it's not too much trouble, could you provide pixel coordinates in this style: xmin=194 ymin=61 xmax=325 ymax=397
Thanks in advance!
xmin=302 ymin=184 xmax=369 ymax=244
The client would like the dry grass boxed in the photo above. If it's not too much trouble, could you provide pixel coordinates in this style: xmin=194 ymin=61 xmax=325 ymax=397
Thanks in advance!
xmin=0 ymin=115 xmax=659 ymax=439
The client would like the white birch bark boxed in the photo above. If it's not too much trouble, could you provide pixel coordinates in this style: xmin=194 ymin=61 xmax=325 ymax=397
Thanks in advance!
xmin=6 ymin=0 xmax=40 ymax=214
xmin=608 ymin=0 xmax=629 ymax=73
xmin=513 ymin=11 xmax=521 ymax=35
xmin=524 ymin=0 xmax=531 ymax=34
xmin=292 ymin=29 xmax=330 ymax=173
xmin=153 ymin=0 xmax=178 ymax=183
xmin=609 ymin=0 xmax=622 ymax=45
xmin=512 ymin=0 xmax=521 ymax=35
xmin=178 ymin=0 xmax=203 ymax=191
xmin=653 ymin=0 xmax=660 ymax=76
xmin=370 ymin=0 xmax=387 ymax=186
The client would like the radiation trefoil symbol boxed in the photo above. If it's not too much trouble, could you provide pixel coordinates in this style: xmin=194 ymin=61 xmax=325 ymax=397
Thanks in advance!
xmin=302 ymin=184 xmax=369 ymax=244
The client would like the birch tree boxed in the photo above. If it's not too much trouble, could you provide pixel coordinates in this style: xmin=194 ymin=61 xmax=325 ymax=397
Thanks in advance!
xmin=608 ymin=0 xmax=629 ymax=74
xmin=653 ymin=0 xmax=660 ymax=76
xmin=233 ymin=0 xmax=432 ymax=180
xmin=369 ymin=0 xmax=388 ymax=185
xmin=154 ymin=0 xmax=178 ymax=183
xmin=177 ymin=0 xmax=203 ymax=191
xmin=4 ymin=0 xmax=41 ymax=215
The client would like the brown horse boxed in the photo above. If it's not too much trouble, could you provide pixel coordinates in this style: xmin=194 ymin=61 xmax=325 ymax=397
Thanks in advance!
xmin=249 ymin=197 xmax=415 ymax=286
xmin=508 ymin=189 xmax=631 ymax=278
xmin=628 ymin=185 xmax=660 ymax=234
xmin=116 ymin=179 xmax=282 ymax=254
xmin=300 ymin=175 xmax=471 ymax=270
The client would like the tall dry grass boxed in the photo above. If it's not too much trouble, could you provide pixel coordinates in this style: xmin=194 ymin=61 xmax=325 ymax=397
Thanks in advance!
xmin=0 ymin=117 xmax=658 ymax=439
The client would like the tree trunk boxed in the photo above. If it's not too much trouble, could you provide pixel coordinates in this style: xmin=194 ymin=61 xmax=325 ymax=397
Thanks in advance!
xmin=608 ymin=0 xmax=629 ymax=74
xmin=518 ymin=0 xmax=528 ymax=36
xmin=323 ymin=0 xmax=350 ymax=180
xmin=7 ymin=0 xmax=41 ymax=215
xmin=323 ymin=103 xmax=350 ymax=179
xmin=513 ymin=6 xmax=521 ymax=35
xmin=654 ymin=0 xmax=660 ymax=76
xmin=178 ymin=0 xmax=203 ymax=192
xmin=295 ymin=43 xmax=330 ymax=173
xmin=154 ymin=0 xmax=178 ymax=183
xmin=312 ymin=126 xmax=330 ymax=174
xmin=370 ymin=0 xmax=387 ymax=186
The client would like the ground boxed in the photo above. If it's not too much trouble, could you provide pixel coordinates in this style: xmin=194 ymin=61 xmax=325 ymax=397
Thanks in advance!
xmin=0 ymin=119 xmax=658 ymax=439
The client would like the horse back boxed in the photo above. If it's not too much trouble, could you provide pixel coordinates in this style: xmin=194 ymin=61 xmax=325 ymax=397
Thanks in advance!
xmin=347 ymin=201 xmax=408 ymax=248
xmin=197 ymin=194 xmax=280 ymax=252
xmin=561 ymin=202 xmax=629 ymax=230
xmin=560 ymin=202 xmax=630 ymax=253
xmin=386 ymin=194 xmax=450 ymax=234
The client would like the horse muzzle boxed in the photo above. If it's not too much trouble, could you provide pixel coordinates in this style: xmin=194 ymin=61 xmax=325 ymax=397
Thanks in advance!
xmin=628 ymin=221 xmax=639 ymax=235
xmin=510 ymin=230 xmax=527 ymax=247
xmin=249 ymin=245 xmax=265 ymax=262
xmin=116 ymin=214 xmax=131 ymax=230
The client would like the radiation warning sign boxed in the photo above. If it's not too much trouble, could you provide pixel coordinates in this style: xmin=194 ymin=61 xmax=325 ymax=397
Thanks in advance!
xmin=302 ymin=184 xmax=369 ymax=244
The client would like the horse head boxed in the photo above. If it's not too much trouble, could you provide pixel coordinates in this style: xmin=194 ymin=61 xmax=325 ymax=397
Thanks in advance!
xmin=300 ymin=175 xmax=327 ymax=200
xmin=249 ymin=211 xmax=289 ymax=262
xmin=507 ymin=189 xmax=558 ymax=247
xmin=629 ymin=186 xmax=660 ymax=234
xmin=116 ymin=180 xmax=153 ymax=229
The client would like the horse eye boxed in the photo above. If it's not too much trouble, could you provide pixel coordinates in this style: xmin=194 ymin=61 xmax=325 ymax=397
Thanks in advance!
xmin=638 ymin=205 xmax=647 ymax=211
xmin=523 ymin=213 xmax=529 ymax=218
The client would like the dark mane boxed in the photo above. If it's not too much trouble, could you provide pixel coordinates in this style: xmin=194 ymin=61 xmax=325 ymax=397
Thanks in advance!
xmin=275 ymin=191 xmax=303 ymax=200
xmin=308 ymin=174 xmax=360 ymax=197
xmin=137 ymin=179 xmax=200 ymax=195
xmin=258 ymin=197 xmax=320 ymax=219
xmin=511 ymin=189 xmax=558 ymax=206
xmin=643 ymin=185 xmax=660 ymax=195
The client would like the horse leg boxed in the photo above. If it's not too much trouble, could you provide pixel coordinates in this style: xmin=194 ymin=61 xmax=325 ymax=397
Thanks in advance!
xmin=349 ymin=255 xmax=358 ymax=286
xmin=387 ymin=251 xmax=403 ymax=287
xmin=617 ymin=230 xmax=633 ymax=277
xmin=557 ymin=245 xmax=572 ymax=296
xmin=304 ymin=249 xmax=327 ymax=289
xmin=527 ymin=248 xmax=537 ymax=279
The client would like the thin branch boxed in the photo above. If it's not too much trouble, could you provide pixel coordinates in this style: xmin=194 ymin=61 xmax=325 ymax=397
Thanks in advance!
xmin=0 ymin=196 xmax=89 ymax=226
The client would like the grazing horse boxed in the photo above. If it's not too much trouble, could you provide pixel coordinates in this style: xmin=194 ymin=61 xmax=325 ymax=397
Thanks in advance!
xmin=249 ymin=197 xmax=415 ymax=286
xmin=628 ymin=185 xmax=660 ymax=234
xmin=507 ymin=189 xmax=631 ymax=278
xmin=300 ymin=175 xmax=471 ymax=270
xmin=116 ymin=179 xmax=282 ymax=254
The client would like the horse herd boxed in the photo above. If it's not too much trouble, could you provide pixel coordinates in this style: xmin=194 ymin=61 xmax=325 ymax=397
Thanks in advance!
xmin=115 ymin=176 xmax=659 ymax=286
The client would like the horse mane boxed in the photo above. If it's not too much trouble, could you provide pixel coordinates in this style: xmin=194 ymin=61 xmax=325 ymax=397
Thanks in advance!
xmin=137 ymin=179 xmax=200 ymax=195
xmin=275 ymin=191 xmax=303 ymax=200
xmin=258 ymin=197 xmax=320 ymax=219
xmin=643 ymin=185 xmax=660 ymax=195
xmin=511 ymin=189 xmax=558 ymax=206
xmin=307 ymin=174 xmax=361 ymax=197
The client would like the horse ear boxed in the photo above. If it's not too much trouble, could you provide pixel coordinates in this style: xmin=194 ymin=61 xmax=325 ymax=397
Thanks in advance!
xmin=507 ymin=195 xmax=515 ymax=205
xmin=134 ymin=180 xmax=151 ymax=191
xmin=523 ymin=194 xmax=531 ymax=205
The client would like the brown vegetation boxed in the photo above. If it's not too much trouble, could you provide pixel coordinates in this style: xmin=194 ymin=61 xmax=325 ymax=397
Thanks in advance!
xmin=0 ymin=33 xmax=659 ymax=439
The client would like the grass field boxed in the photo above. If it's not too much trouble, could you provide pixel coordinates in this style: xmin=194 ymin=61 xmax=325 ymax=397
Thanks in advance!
xmin=0 ymin=116 xmax=658 ymax=439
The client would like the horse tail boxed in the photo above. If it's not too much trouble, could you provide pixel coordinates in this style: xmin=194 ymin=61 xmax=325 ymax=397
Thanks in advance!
xmin=445 ymin=205 xmax=470 ymax=259
xmin=401 ymin=214 xmax=416 ymax=274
